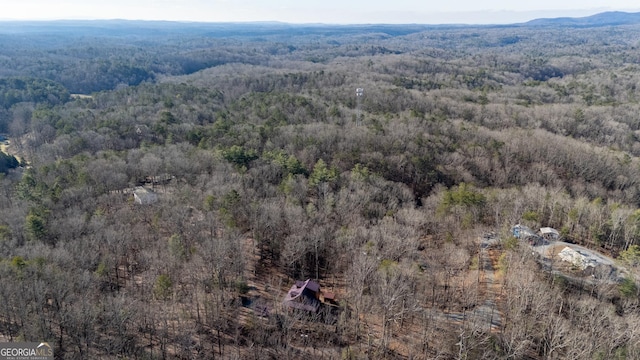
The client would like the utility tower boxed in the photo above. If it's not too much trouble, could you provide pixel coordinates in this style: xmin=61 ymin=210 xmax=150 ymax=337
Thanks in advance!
xmin=355 ymin=87 xmax=364 ymax=126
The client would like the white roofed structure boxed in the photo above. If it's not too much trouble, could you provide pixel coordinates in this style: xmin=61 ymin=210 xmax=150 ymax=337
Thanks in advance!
xmin=133 ymin=187 xmax=158 ymax=205
xmin=540 ymin=227 xmax=560 ymax=240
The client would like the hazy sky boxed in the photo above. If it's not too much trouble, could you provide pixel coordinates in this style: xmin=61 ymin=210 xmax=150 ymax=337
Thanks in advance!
xmin=3 ymin=0 xmax=640 ymax=24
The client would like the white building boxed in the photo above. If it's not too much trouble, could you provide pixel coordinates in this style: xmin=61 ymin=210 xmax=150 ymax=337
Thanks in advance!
xmin=133 ymin=187 xmax=158 ymax=205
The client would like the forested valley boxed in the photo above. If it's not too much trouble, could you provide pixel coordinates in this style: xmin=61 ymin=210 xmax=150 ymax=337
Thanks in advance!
xmin=3 ymin=19 xmax=640 ymax=359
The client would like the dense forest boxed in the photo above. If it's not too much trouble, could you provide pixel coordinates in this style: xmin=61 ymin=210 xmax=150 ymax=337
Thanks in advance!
xmin=2 ymin=17 xmax=640 ymax=359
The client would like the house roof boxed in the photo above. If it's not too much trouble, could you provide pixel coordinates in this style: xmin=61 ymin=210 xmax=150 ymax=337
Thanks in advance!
xmin=285 ymin=279 xmax=319 ymax=301
xmin=283 ymin=279 xmax=321 ymax=312
xmin=133 ymin=187 xmax=158 ymax=205
xmin=540 ymin=227 xmax=559 ymax=236
xmin=295 ymin=279 xmax=320 ymax=293
xmin=323 ymin=292 xmax=336 ymax=300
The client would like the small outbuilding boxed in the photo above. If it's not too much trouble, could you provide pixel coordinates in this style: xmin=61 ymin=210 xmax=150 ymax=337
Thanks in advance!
xmin=540 ymin=227 xmax=560 ymax=241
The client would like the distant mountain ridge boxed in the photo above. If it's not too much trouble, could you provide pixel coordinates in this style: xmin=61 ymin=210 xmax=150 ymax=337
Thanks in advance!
xmin=524 ymin=11 xmax=640 ymax=27
xmin=1 ymin=11 xmax=640 ymax=33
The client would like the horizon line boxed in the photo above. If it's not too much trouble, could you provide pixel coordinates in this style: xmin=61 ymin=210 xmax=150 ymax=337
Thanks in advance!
xmin=2 ymin=9 xmax=640 ymax=27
